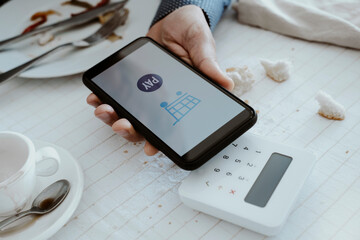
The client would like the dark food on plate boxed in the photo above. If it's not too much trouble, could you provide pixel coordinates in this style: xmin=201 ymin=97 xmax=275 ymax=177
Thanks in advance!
xmin=66 ymin=0 xmax=110 ymax=17
xmin=21 ymin=0 xmax=128 ymax=44
xmin=61 ymin=0 xmax=93 ymax=9
xmin=99 ymin=8 xmax=129 ymax=42
xmin=66 ymin=0 xmax=128 ymax=42
xmin=22 ymin=10 xmax=60 ymax=34
xmin=22 ymin=0 xmax=110 ymax=34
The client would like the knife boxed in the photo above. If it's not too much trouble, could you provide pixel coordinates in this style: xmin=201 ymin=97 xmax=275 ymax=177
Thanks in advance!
xmin=0 ymin=0 xmax=127 ymax=50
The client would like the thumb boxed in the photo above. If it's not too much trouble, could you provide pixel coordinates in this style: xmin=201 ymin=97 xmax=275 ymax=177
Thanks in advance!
xmin=187 ymin=35 xmax=234 ymax=91
xmin=196 ymin=57 xmax=234 ymax=91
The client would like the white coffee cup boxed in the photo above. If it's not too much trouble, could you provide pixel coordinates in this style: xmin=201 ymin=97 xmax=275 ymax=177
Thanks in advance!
xmin=0 ymin=131 xmax=61 ymax=217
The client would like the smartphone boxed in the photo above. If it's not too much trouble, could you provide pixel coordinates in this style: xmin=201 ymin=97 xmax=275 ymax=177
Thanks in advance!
xmin=83 ymin=37 xmax=257 ymax=170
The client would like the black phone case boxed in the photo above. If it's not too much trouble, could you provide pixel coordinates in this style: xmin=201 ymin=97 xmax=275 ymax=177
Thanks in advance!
xmin=83 ymin=37 xmax=257 ymax=170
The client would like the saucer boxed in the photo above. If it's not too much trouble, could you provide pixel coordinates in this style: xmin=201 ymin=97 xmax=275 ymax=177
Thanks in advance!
xmin=0 ymin=140 xmax=84 ymax=240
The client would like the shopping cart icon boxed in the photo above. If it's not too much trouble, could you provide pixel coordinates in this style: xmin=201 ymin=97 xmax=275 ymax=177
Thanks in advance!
xmin=160 ymin=91 xmax=201 ymax=126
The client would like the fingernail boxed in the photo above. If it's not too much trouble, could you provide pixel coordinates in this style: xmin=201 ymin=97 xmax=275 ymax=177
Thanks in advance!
xmin=97 ymin=113 xmax=110 ymax=122
xmin=116 ymin=130 xmax=129 ymax=137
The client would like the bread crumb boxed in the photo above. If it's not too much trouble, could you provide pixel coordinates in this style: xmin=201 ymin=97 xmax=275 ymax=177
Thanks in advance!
xmin=37 ymin=32 xmax=54 ymax=46
xmin=226 ymin=66 xmax=255 ymax=96
xmin=123 ymin=150 xmax=128 ymax=153
xmin=260 ymin=59 xmax=292 ymax=82
xmin=99 ymin=12 xmax=115 ymax=24
xmin=346 ymin=150 xmax=349 ymax=154
xmin=107 ymin=33 xmax=123 ymax=42
xmin=158 ymin=204 xmax=162 ymax=208
xmin=244 ymin=100 xmax=249 ymax=104
xmin=316 ymin=91 xmax=345 ymax=120
xmin=256 ymin=110 xmax=260 ymax=114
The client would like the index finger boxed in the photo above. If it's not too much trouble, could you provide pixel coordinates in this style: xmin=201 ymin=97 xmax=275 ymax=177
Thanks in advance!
xmin=86 ymin=93 xmax=102 ymax=108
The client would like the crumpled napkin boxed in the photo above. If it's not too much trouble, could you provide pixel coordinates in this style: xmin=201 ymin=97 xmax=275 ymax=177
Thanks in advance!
xmin=233 ymin=0 xmax=360 ymax=49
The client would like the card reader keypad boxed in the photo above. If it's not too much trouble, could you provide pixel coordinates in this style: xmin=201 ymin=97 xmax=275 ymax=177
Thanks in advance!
xmin=203 ymin=139 xmax=270 ymax=199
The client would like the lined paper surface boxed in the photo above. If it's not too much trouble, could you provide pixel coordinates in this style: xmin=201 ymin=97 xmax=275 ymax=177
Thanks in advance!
xmin=1 ymin=6 xmax=360 ymax=240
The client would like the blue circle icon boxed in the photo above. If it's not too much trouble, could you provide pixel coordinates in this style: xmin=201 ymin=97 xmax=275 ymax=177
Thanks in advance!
xmin=160 ymin=102 xmax=168 ymax=108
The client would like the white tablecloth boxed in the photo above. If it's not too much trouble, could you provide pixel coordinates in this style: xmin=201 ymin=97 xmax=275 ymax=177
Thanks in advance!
xmin=0 ymin=1 xmax=360 ymax=239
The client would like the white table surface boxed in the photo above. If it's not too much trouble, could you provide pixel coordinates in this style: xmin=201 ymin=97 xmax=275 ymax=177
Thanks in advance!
xmin=1 ymin=1 xmax=360 ymax=239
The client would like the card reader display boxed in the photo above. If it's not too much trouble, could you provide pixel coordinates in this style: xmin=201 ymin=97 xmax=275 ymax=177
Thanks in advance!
xmin=244 ymin=153 xmax=292 ymax=207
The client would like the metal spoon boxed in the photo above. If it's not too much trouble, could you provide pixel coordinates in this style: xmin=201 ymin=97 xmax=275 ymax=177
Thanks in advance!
xmin=0 ymin=179 xmax=71 ymax=231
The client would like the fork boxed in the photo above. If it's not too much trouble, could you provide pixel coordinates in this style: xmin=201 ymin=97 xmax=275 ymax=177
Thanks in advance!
xmin=0 ymin=9 xmax=127 ymax=84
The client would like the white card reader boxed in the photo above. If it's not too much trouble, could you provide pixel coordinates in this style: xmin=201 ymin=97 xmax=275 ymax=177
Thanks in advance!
xmin=179 ymin=133 xmax=315 ymax=236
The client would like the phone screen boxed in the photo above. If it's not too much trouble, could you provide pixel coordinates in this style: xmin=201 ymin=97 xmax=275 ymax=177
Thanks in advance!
xmin=92 ymin=41 xmax=245 ymax=156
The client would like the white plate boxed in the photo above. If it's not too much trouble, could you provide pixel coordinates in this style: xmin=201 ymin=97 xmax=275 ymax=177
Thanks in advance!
xmin=0 ymin=0 xmax=158 ymax=78
xmin=0 ymin=140 xmax=84 ymax=240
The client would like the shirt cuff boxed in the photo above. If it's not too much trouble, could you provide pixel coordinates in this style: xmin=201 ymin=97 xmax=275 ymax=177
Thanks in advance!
xmin=151 ymin=0 xmax=231 ymax=31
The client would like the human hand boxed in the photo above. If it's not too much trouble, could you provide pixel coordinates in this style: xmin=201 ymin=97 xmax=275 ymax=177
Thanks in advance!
xmin=87 ymin=5 xmax=234 ymax=156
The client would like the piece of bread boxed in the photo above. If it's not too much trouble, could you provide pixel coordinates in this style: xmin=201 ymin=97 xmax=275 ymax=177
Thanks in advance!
xmin=260 ymin=59 xmax=292 ymax=82
xmin=226 ymin=66 xmax=255 ymax=96
xmin=316 ymin=91 xmax=345 ymax=120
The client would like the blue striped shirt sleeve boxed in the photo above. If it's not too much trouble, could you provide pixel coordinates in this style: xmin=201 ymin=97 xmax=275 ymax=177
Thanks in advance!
xmin=151 ymin=0 xmax=231 ymax=31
